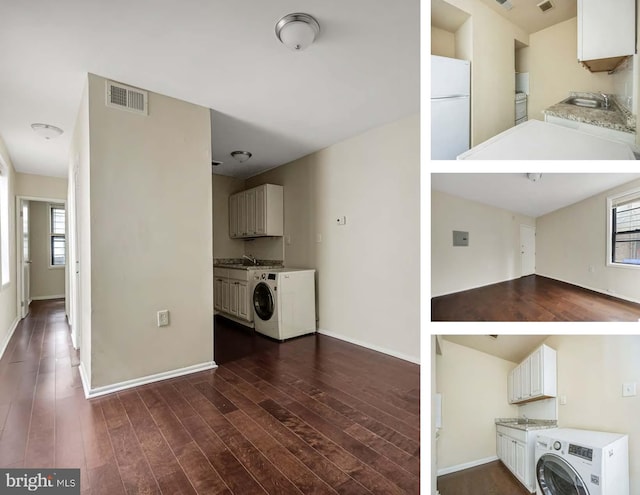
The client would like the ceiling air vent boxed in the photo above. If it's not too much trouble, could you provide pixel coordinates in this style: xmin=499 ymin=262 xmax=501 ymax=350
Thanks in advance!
xmin=537 ymin=0 xmax=554 ymax=13
xmin=105 ymin=80 xmax=148 ymax=115
xmin=496 ymin=0 xmax=513 ymax=10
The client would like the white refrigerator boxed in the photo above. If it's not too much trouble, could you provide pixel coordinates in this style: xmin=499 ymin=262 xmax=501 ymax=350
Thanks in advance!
xmin=431 ymin=55 xmax=470 ymax=160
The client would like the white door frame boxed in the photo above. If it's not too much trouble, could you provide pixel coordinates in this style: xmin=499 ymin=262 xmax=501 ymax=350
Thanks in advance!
xmin=15 ymin=195 xmax=68 ymax=320
xmin=519 ymin=224 xmax=536 ymax=277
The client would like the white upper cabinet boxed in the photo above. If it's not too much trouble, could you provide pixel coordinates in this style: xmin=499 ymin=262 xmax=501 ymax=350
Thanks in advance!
xmin=578 ymin=0 xmax=636 ymax=63
xmin=508 ymin=344 xmax=556 ymax=404
xmin=229 ymin=184 xmax=284 ymax=238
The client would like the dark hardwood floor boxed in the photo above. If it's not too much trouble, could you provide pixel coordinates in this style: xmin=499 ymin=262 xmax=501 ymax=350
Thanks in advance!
xmin=431 ymin=275 xmax=640 ymax=321
xmin=437 ymin=461 xmax=530 ymax=495
xmin=0 ymin=300 xmax=420 ymax=494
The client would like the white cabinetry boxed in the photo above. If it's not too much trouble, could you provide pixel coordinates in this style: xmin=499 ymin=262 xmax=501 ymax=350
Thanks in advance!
xmin=496 ymin=425 xmax=536 ymax=492
xmin=229 ymin=184 xmax=283 ymax=238
xmin=544 ymin=115 xmax=636 ymax=145
xmin=578 ymin=0 xmax=635 ymax=62
xmin=214 ymin=268 xmax=252 ymax=324
xmin=508 ymin=344 xmax=556 ymax=404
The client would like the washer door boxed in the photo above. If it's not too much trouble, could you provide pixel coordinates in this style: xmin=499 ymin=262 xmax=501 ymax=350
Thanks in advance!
xmin=537 ymin=454 xmax=590 ymax=495
xmin=253 ymin=282 xmax=274 ymax=321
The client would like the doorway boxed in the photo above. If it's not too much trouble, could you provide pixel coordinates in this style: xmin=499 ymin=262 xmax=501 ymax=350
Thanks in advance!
xmin=520 ymin=224 xmax=536 ymax=276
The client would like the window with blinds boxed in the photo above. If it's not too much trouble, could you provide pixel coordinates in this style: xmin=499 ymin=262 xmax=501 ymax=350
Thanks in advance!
xmin=49 ymin=204 xmax=66 ymax=267
xmin=610 ymin=190 xmax=640 ymax=266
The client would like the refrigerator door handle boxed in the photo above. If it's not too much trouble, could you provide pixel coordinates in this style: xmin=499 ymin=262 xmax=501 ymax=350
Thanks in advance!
xmin=432 ymin=95 xmax=469 ymax=100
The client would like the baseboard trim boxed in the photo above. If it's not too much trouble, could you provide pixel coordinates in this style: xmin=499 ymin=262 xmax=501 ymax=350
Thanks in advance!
xmin=0 ymin=317 xmax=20 ymax=361
xmin=536 ymin=274 xmax=640 ymax=306
xmin=317 ymin=328 xmax=420 ymax=365
xmin=83 ymin=361 xmax=218 ymax=399
xmin=31 ymin=295 xmax=65 ymax=301
xmin=78 ymin=361 xmax=91 ymax=399
xmin=432 ymin=276 xmax=520 ymax=298
xmin=437 ymin=456 xmax=499 ymax=476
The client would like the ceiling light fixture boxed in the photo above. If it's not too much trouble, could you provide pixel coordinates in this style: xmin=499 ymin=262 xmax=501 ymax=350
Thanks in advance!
xmin=31 ymin=123 xmax=64 ymax=140
xmin=527 ymin=173 xmax=543 ymax=182
xmin=275 ymin=13 xmax=320 ymax=51
xmin=230 ymin=151 xmax=252 ymax=163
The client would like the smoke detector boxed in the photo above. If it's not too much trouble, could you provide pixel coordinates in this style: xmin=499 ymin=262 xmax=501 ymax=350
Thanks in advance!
xmin=496 ymin=0 xmax=513 ymax=10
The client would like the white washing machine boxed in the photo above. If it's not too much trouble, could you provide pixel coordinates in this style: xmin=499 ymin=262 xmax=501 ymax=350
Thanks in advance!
xmin=252 ymin=269 xmax=316 ymax=341
xmin=535 ymin=429 xmax=628 ymax=495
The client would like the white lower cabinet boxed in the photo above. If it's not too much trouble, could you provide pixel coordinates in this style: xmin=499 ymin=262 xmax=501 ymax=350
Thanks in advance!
xmin=496 ymin=425 xmax=535 ymax=493
xmin=214 ymin=268 xmax=252 ymax=324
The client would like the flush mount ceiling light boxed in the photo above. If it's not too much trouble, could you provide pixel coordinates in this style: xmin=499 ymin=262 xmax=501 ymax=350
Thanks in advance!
xmin=230 ymin=151 xmax=252 ymax=163
xmin=275 ymin=13 xmax=320 ymax=51
xmin=31 ymin=123 xmax=64 ymax=140
xmin=527 ymin=173 xmax=543 ymax=182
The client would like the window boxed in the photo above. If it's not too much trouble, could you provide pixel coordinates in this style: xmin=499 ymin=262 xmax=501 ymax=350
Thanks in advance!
xmin=609 ymin=189 xmax=640 ymax=267
xmin=0 ymin=163 xmax=9 ymax=285
xmin=49 ymin=204 xmax=66 ymax=267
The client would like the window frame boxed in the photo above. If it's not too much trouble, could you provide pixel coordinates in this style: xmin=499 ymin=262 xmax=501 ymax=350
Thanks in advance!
xmin=49 ymin=203 xmax=66 ymax=269
xmin=606 ymin=186 xmax=640 ymax=270
xmin=0 ymin=160 xmax=9 ymax=288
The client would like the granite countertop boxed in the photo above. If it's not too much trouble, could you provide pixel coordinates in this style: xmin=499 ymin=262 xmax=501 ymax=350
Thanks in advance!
xmin=495 ymin=418 xmax=558 ymax=431
xmin=543 ymin=92 xmax=636 ymax=135
xmin=214 ymin=258 xmax=283 ymax=271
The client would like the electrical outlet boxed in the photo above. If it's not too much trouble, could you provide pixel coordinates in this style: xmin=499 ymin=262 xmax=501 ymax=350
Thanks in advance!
xmin=622 ymin=382 xmax=637 ymax=397
xmin=157 ymin=310 xmax=170 ymax=327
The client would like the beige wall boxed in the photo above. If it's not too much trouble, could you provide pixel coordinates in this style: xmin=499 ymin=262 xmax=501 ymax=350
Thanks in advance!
xmin=432 ymin=27 xmax=456 ymax=57
xmin=445 ymin=0 xmax=529 ymax=145
xmin=543 ymin=335 xmax=640 ymax=495
xmin=528 ymin=17 xmax=614 ymax=121
xmin=0 ymin=136 xmax=17 ymax=354
xmin=246 ymin=114 xmax=420 ymax=363
xmin=15 ymin=173 xmax=67 ymax=200
xmin=86 ymin=73 xmax=213 ymax=388
xmin=436 ymin=339 xmax=518 ymax=471
xmin=455 ymin=18 xmax=473 ymax=61
xmin=29 ymin=201 xmax=65 ymax=299
xmin=536 ymin=177 xmax=640 ymax=304
xmin=211 ymin=174 xmax=244 ymax=259
xmin=515 ymin=46 xmax=530 ymax=73
xmin=431 ymin=190 xmax=536 ymax=297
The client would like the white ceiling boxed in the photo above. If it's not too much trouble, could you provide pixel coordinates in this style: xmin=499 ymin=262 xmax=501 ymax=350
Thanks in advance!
xmin=432 ymin=0 xmax=576 ymax=35
xmin=441 ymin=335 xmax=549 ymax=363
xmin=431 ymin=173 xmax=640 ymax=218
xmin=0 ymin=0 xmax=420 ymax=179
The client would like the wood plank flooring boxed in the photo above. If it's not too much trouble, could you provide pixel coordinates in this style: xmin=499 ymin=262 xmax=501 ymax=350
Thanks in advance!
xmin=431 ymin=275 xmax=640 ymax=321
xmin=0 ymin=300 xmax=420 ymax=494
xmin=437 ymin=461 xmax=530 ymax=495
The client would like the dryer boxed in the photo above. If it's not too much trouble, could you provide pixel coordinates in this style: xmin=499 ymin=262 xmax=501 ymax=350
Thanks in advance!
xmin=535 ymin=429 xmax=628 ymax=495
xmin=252 ymin=269 xmax=316 ymax=341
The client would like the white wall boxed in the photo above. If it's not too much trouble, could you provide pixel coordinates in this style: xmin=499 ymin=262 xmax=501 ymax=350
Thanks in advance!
xmin=85 ymin=73 xmax=213 ymax=389
xmin=211 ymin=174 xmax=244 ymax=260
xmin=436 ymin=339 xmax=518 ymax=472
xmin=536 ymin=177 xmax=640 ymax=304
xmin=246 ymin=114 xmax=420 ymax=363
xmin=431 ymin=27 xmax=456 ymax=58
xmin=0 ymin=136 xmax=17 ymax=358
xmin=431 ymin=190 xmax=536 ymax=297
xmin=29 ymin=201 xmax=65 ymax=299
xmin=543 ymin=335 xmax=640 ymax=495
xmin=15 ymin=173 xmax=67 ymax=199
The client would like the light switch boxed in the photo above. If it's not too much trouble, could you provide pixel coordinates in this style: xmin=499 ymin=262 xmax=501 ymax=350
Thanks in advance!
xmin=336 ymin=216 xmax=346 ymax=226
xmin=560 ymin=395 xmax=567 ymax=405
xmin=622 ymin=382 xmax=637 ymax=397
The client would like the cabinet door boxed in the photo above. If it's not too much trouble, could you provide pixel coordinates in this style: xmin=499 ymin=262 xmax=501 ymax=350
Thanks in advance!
xmin=255 ymin=185 xmax=266 ymax=235
xmin=229 ymin=195 xmax=239 ymax=238
xmin=505 ymin=439 xmax=515 ymax=472
xmin=513 ymin=366 xmax=522 ymax=402
xmin=530 ymin=347 xmax=543 ymax=397
xmin=521 ymin=357 xmax=531 ymax=400
xmin=214 ymin=278 xmax=223 ymax=310
xmin=238 ymin=192 xmax=247 ymax=237
xmin=245 ymin=188 xmax=256 ymax=236
xmin=578 ymin=0 xmax=635 ymax=61
xmin=497 ymin=433 xmax=503 ymax=461
xmin=221 ymin=279 xmax=230 ymax=312
xmin=229 ymin=282 xmax=239 ymax=316
xmin=237 ymin=281 xmax=249 ymax=320
xmin=514 ymin=441 xmax=526 ymax=482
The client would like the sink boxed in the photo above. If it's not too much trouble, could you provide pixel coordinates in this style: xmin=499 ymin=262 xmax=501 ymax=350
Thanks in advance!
xmin=561 ymin=97 xmax=613 ymax=110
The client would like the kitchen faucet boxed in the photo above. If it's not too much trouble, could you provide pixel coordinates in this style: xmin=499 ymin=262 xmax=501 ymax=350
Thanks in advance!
xmin=242 ymin=254 xmax=258 ymax=265
xmin=600 ymin=92 xmax=610 ymax=108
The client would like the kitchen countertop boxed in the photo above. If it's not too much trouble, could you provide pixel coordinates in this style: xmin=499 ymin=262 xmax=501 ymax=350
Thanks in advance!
xmin=495 ymin=418 xmax=557 ymax=431
xmin=543 ymin=92 xmax=636 ymax=135
xmin=214 ymin=258 xmax=283 ymax=271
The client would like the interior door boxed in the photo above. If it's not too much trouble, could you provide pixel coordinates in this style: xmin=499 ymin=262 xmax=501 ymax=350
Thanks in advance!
xmin=520 ymin=225 xmax=536 ymax=276
xmin=20 ymin=199 xmax=30 ymax=318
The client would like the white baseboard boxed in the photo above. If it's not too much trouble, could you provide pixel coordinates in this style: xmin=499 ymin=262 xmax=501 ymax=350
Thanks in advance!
xmin=82 ymin=360 xmax=218 ymax=399
xmin=536 ymin=273 xmax=640 ymax=306
xmin=432 ymin=276 xmax=520 ymax=298
xmin=0 ymin=317 xmax=20 ymax=361
xmin=31 ymin=294 xmax=65 ymax=301
xmin=437 ymin=456 xmax=499 ymax=476
xmin=317 ymin=328 xmax=420 ymax=365
xmin=78 ymin=360 xmax=91 ymax=399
